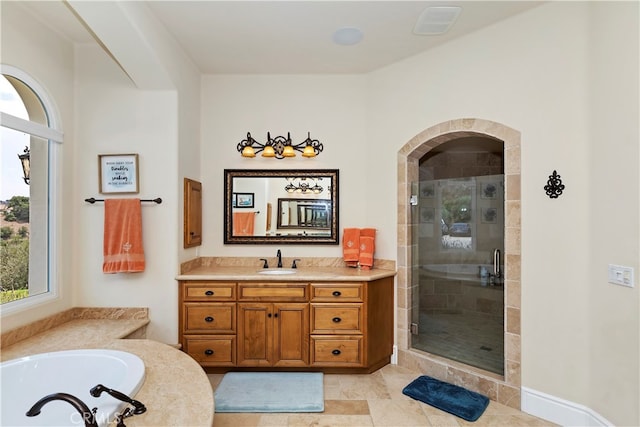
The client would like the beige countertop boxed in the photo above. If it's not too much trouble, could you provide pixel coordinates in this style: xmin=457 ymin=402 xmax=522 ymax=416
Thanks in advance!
xmin=1 ymin=318 xmax=213 ymax=427
xmin=176 ymin=265 xmax=397 ymax=282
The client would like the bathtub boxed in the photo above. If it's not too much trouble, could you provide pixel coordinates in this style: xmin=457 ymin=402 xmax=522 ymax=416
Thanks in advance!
xmin=1 ymin=349 xmax=145 ymax=426
xmin=421 ymin=263 xmax=502 ymax=284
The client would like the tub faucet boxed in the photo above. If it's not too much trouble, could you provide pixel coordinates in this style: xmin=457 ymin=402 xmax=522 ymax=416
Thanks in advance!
xmin=90 ymin=384 xmax=146 ymax=416
xmin=26 ymin=392 xmax=98 ymax=427
xmin=276 ymin=249 xmax=282 ymax=268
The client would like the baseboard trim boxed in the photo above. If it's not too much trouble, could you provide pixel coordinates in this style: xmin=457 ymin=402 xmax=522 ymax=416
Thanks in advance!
xmin=521 ymin=387 xmax=614 ymax=427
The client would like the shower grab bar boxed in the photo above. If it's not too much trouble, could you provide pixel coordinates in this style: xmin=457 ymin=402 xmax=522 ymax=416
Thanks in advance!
xmin=493 ymin=249 xmax=501 ymax=278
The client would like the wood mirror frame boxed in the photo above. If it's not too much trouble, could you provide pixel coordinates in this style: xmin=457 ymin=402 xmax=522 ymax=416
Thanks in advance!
xmin=224 ymin=169 xmax=339 ymax=244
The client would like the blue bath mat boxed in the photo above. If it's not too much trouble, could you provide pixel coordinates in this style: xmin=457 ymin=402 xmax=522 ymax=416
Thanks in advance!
xmin=402 ymin=375 xmax=489 ymax=421
xmin=214 ymin=372 xmax=324 ymax=413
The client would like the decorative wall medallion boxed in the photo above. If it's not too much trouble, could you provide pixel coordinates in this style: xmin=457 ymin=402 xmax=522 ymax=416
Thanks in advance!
xmin=544 ymin=170 xmax=565 ymax=199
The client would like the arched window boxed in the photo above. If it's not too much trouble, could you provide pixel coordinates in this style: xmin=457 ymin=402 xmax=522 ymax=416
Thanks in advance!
xmin=1 ymin=65 xmax=62 ymax=313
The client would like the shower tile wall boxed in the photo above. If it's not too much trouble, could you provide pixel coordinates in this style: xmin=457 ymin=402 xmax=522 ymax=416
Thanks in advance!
xmin=420 ymin=277 xmax=503 ymax=319
xmin=420 ymin=150 xmax=503 ymax=181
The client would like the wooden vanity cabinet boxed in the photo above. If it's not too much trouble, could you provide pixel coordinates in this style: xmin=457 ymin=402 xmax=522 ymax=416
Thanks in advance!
xmin=178 ymin=276 xmax=394 ymax=373
xmin=237 ymin=282 xmax=309 ymax=367
xmin=237 ymin=302 xmax=309 ymax=367
xmin=179 ymin=281 xmax=236 ymax=367
xmin=309 ymin=278 xmax=394 ymax=370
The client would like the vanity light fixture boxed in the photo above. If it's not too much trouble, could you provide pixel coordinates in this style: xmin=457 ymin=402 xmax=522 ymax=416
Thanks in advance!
xmin=237 ymin=132 xmax=323 ymax=159
xmin=284 ymin=177 xmax=324 ymax=194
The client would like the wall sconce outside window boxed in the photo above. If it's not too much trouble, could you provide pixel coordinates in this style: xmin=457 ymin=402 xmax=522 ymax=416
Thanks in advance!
xmin=237 ymin=132 xmax=323 ymax=159
xmin=18 ymin=146 xmax=30 ymax=185
xmin=284 ymin=177 xmax=324 ymax=194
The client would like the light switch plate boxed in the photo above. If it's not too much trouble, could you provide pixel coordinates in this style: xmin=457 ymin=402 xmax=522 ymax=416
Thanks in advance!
xmin=608 ymin=264 xmax=634 ymax=288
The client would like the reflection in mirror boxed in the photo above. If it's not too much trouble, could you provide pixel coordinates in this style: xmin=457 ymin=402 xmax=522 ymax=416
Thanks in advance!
xmin=278 ymin=199 xmax=331 ymax=229
xmin=224 ymin=169 xmax=339 ymax=244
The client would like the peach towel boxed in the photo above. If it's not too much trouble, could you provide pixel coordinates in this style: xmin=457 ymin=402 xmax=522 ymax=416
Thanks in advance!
xmin=233 ymin=212 xmax=256 ymax=236
xmin=103 ymin=199 xmax=145 ymax=273
xmin=359 ymin=228 xmax=376 ymax=270
xmin=342 ymin=228 xmax=360 ymax=267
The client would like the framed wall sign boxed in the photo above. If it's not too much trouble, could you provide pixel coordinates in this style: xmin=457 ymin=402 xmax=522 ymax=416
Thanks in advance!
xmin=98 ymin=153 xmax=139 ymax=194
xmin=234 ymin=192 xmax=254 ymax=208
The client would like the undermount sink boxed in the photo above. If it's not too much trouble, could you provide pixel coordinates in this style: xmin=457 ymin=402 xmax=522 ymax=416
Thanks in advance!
xmin=258 ymin=269 xmax=296 ymax=275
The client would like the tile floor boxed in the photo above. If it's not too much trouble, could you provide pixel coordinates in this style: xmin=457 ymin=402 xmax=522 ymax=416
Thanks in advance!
xmin=413 ymin=312 xmax=504 ymax=375
xmin=208 ymin=364 xmax=557 ymax=427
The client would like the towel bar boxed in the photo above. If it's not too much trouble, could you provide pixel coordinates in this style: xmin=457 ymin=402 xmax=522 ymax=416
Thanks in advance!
xmin=85 ymin=197 xmax=162 ymax=204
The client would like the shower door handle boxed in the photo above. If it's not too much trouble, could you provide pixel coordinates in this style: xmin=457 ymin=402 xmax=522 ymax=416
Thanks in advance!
xmin=493 ymin=249 xmax=501 ymax=278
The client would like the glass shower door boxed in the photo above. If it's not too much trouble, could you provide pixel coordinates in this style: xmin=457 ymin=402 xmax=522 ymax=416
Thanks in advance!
xmin=410 ymin=175 xmax=505 ymax=375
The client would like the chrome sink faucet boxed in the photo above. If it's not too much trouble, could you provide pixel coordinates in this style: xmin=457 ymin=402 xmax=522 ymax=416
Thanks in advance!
xmin=276 ymin=249 xmax=283 ymax=268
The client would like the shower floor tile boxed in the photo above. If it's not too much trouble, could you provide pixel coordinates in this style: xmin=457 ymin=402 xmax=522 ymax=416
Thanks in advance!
xmin=413 ymin=312 xmax=504 ymax=374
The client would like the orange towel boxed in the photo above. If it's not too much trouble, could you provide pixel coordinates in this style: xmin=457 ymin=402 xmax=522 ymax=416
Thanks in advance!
xmin=359 ymin=228 xmax=376 ymax=270
xmin=103 ymin=199 xmax=145 ymax=273
xmin=342 ymin=228 xmax=360 ymax=267
xmin=233 ymin=212 xmax=256 ymax=236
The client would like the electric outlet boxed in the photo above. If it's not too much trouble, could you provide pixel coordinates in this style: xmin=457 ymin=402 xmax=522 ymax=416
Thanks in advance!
xmin=608 ymin=264 xmax=634 ymax=288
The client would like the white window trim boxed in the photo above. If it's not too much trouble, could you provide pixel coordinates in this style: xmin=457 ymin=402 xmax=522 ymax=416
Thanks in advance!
xmin=1 ymin=64 xmax=63 ymax=316
xmin=0 ymin=112 xmax=63 ymax=143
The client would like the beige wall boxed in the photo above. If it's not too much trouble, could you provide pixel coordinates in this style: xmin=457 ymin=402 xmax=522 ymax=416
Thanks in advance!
xmin=200 ymin=74 xmax=371 ymax=258
xmin=587 ymin=2 xmax=639 ymax=423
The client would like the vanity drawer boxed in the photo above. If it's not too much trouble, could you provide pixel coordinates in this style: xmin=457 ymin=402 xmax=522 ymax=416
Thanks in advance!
xmin=183 ymin=282 xmax=236 ymax=301
xmin=238 ymin=283 xmax=308 ymax=301
xmin=183 ymin=337 xmax=235 ymax=366
xmin=311 ymin=283 xmax=363 ymax=302
xmin=311 ymin=336 xmax=363 ymax=366
xmin=183 ymin=303 xmax=236 ymax=333
xmin=311 ymin=303 xmax=363 ymax=334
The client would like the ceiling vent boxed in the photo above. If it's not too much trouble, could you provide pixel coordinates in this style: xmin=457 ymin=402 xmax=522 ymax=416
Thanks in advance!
xmin=413 ymin=6 xmax=462 ymax=35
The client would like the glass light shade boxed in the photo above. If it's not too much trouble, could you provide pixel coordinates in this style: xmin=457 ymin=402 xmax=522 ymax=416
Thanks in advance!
xmin=262 ymin=145 xmax=276 ymax=157
xmin=241 ymin=146 xmax=256 ymax=157
xmin=282 ymin=145 xmax=296 ymax=157
xmin=302 ymin=145 xmax=316 ymax=157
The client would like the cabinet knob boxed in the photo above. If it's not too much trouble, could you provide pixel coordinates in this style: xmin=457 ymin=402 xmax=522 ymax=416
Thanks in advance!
xmin=204 ymin=349 xmax=214 ymax=356
xmin=267 ymin=313 xmax=272 ymax=318
xmin=205 ymin=290 xmax=214 ymax=296
xmin=205 ymin=316 xmax=214 ymax=322
xmin=332 ymin=349 xmax=341 ymax=356
xmin=332 ymin=291 xmax=342 ymax=297
xmin=332 ymin=317 xmax=342 ymax=323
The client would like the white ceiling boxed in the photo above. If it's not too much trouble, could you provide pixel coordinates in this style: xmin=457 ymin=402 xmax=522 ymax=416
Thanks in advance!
xmin=20 ymin=1 xmax=543 ymax=74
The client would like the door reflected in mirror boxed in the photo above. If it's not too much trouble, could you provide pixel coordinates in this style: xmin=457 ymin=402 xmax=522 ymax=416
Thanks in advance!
xmin=224 ymin=169 xmax=339 ymax=244
xmin=278 ymin=198 xmax=331 ymax=229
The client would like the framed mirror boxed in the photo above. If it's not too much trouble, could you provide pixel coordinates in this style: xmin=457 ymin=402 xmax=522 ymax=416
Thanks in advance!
xmin=224 ymin=169 xmax=339 ymax=244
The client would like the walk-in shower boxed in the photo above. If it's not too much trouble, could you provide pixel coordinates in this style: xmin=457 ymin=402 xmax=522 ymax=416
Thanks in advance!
xmin=411 ymin=137 xmax=505 ymax=375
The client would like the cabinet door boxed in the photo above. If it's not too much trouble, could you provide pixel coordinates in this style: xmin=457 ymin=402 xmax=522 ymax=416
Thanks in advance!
xmin=237 ymin=303 xmax=273 ymax=367
xmin=273 ymin=303 xmax=309 ymax=367
xmin=184 ymin=178 xmax=202 ymax=248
